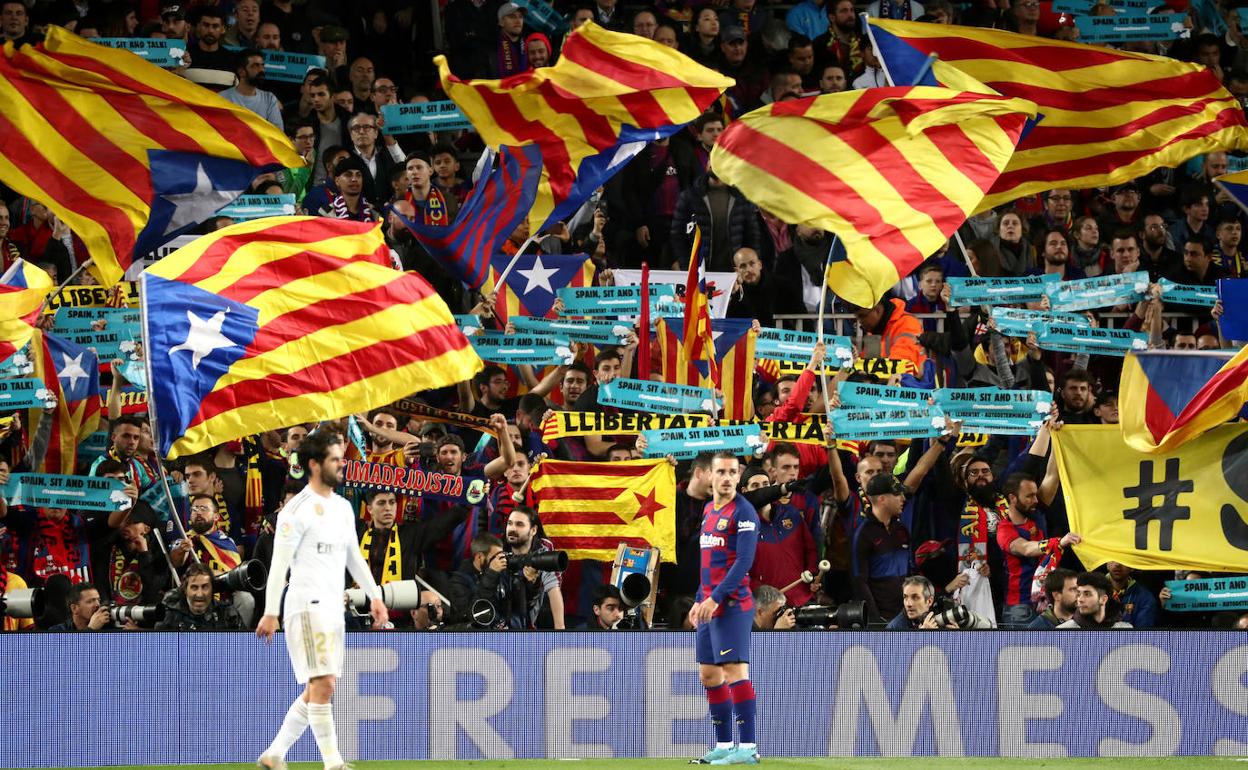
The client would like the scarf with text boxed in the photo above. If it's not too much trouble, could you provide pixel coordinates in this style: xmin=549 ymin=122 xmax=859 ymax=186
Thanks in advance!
xmin=360 ymin=526 xmax=402 ymax=584
xmin=958 ymin=493 xmax=1009 ymax=572
xmin=33 ymin=511 xmax=89 ymax=582
xmin=110 ymin=544 xmax=144 ymax=604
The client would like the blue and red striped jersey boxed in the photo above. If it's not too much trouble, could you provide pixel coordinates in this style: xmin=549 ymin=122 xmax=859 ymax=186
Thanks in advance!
xmin=996 ymin=517 xmax=1045 ymax=607
xmin=698 ymin=494 xmax=760 ymax=615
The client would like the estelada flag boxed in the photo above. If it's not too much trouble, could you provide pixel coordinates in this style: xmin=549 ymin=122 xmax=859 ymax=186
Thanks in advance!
xmin=0 ymin=27 xmax=302 ymax=286
xmin=529 ymin=458 xmax=676 ymax=562
xmin=1052 ymin=424 xmax=1248 ymax=573
xmin=28 ymin=328 xmax=101 ymax=474
xmin=0 ymin=259 xmax=53 ymax=361
xmin=710 ymin=87 xmax=1035 ymax=307
xmin=868 ymin=18 xmax=1248 ymax=212
xmin=142 ymin=217 xmax=482 ymax=459
xmin=1119 ymin=347 xmax=1248 ymax=454
xmin=657 ymin=317 xmax=757 ymax=420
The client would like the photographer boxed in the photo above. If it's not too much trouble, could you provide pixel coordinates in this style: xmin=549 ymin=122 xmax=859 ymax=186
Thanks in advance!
xmin=751 ymin=584 xmax=796 ymax=631
xmin=47 ymin=581 xmax=111 ymax=631
xmin=503 ymin=506 xmax=565 ymax=629
xmin=581 ymin=584 xmax=624 ymax=630
xmin=155 ymin=562 xmax=244 ymax=631
xmin=445 ymin=533 xmax=519 ymax=629
xmin=887 ymin=576 xmax=956 ymax=630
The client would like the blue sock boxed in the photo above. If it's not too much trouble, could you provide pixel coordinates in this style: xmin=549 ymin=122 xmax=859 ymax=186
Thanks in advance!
xmin=730 ymin=680 xmax=757 ymax=747
xmin=706 ymin=683 xmax=734 ymax=745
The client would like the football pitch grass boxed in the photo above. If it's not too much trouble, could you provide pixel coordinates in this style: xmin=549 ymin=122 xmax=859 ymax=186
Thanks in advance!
xmin=44 ymin=758 xmax=1248 ymax=770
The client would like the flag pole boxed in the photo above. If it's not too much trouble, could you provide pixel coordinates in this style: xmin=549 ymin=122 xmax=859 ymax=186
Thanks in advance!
xmin=816 ymin=235 xmax=840 ymax=430
xmin=136 ymin=272 xmax=197 ymax=580
xmin=486 ymin=230 xmax=544 ymax=327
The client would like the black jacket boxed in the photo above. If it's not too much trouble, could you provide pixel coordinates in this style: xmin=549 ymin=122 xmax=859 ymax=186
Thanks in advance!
xmin=155 ymin=593 xmax=245 ymax=631
xmin=355 ymin=506 xmax=468 ymax=585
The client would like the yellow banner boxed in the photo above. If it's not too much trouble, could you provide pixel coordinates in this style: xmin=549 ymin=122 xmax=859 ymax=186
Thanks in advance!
xmin=42 ymin=282 xmax=139 ymax=312
xmin=1052 ymin=424 xmax=1248 ymax=573
xmin=541 ymin=411 xmax=713 ymax=442
xmin=770 ymin=356 xmax=917 ymax=382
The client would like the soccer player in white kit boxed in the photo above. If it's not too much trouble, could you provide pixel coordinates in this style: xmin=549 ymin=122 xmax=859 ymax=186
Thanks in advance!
xmin=256 ymin=430 xmax=387 ymax=770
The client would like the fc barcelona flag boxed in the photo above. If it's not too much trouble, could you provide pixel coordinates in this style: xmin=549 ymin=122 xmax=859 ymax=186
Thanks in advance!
xmin=1119 ymin=348 xmax=1248 ymax=453
xmin=657 ymin=317 xmax=756 ymax=420
xmin=529 ymin=458 xmax=676 ymax=562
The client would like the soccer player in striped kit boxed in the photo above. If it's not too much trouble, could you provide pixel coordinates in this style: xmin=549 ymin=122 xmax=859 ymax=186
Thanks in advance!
xmin=690 ymin=451 xmax=761 ymax=765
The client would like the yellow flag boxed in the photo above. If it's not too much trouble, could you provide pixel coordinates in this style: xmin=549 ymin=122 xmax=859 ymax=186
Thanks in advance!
xmin=1052 ymin=424 xmax=1248 ymax=573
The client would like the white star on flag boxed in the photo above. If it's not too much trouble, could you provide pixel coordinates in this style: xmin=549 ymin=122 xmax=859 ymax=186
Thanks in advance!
xmin=58 ymin=352 xmax=89 ymax=392
xmin=516 ymin=256 xmax=560 ymax=295
xmin=160 ymin=163 xmax=244 ymax=236
xmin=169 ymin=309 xmax=234 ymax=369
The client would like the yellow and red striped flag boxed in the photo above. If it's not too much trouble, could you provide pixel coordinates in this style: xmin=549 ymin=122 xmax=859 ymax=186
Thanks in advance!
xmin=0 ymin=259 xmax=53 ymax=361
xmin=657 ymin=317 xmax=757 ymax=420
xmin=141 ymin=217 xmax=482 ymax=459
xmin=437 ymin=21 xmax=733 ymax=233
xmin=529 ymin=458 xmax=676 ymax=562
xmin=0 ymin=27 xmax=302 ymax=287
xmin=681 ymin=226 xmax=719 ymax=384
xmin=710 ymin=87 xmax=1036 ymax=307
xmin=868 ymin=18 xmax=1248 ymax=211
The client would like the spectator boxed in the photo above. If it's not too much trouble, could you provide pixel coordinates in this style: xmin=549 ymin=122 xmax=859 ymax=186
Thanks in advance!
xmin=0 ymin=204 xmax=20 ymax=269
xmin=219 ymin=49 xmax=284 ymax=129
xmin=307 ymin=75 xmax=352 ymax=185
xmin=161 ymin=4 xmax=190 ymax=41
xmin=853 ymin=295 xmax=927 ymax=371
xmin=346 ymin=57 xmax=376 ymax=113
xmin=1098 ymin=183 xmax=1142 ymax=239
xmin=1071 ymin=216 xmax=1106 ymax=277
xmin=526 ymin=33 xmax=552 ymax=69
xmin=867 ymin=0 xmax=925 ymax=20
xmin=1211 ymin=214 xmax=1245 ymax=278
xmin=1028 ymin=189 xmax=1075 ymax=246
xmin=47 ymin=582 xmax=111 ymax=632
xmin=813 ymin=0 xmax=864 ymax=82
xmin=996 ymin=474 xmax=1081 ymax=628
xmin=654 ymin=22 xmax=679 ymax=49
xmin=256 ymin=21 xmax=282 ymax=50
xmin=993 ymin=209 xmax=1036 ymax=276
xmin=302 ymin=145 xmax=350 ymax=214
xmin=317 ymin=25 xmax=350 ymax=77
xmin=1106 ymin=561 xmax=1159 ymax=629
xmin=786 ymin=0 xmax=828 ymax=42
xmin=686 ymin=7 xmax=721 ymax=67
xmin=904 ymin=261 xmax=946 ymax=331
xmin=582 ymin=583 xmax=624 ymax=630
xmin=726 ymin=247 xmax=777 ymax=327
xmin=1 ymin=1 xmax=34 ymax=47
xmin=671 ymin=170 xmax=761 ymax=272
xmin=718 ymin=27 xmax=768 ymax=116
xmin=1168 ymin=188 xmax=1217 ymax=254
xmin=1028 ymin=568 xmax=1079 ymax=629
xmin=225 ymin=0 xmax=262 ymax=47
xmin=319 ymin=156 xmax=378 ymax=221
xmin=188 ymin=7 xmax=235 ymax=73
xmin=1140 ymin=211 xmax=1179 ymax=276
xmin=1057 ymin=368 xmax=1098 ymax=424
xmin=156 ymin=562 xmax=245 ymax=630
xmin=1058 ymin=571 xmax=1133 ymax=629
xmin=787 ymin=35 xmax=817 ymax=90
xmin=852 ymin=473 xmax=912 ymax=622
xmin=1030 ymin=229 xmax=1086 ymax=281
xmin=347 ymin=113 xmax=405 ymax=206
xmin=491 ymin=3 xmax=529 ymax=78
xmin=593 ymin=0 xmax=626 ymax=31
xmin=818 ymin=64 xmax=848 ymax=93
xmin=632 ymin=10 xmax=658 ymax=38
xmin=743 ymin=463 xmax=817 ymax=607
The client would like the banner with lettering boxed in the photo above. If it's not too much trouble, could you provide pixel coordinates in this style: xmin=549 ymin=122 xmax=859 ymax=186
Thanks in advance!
xmin=216 ymin=194 xmax=297 ymax=221
xmin=511 ymin=0 xmax=568 ymax=34
xmin=52 ymin=307 xmax=141 ymax=333
xmin=1162 ymin=577 xmax=1248 ymax=612
xmin=541 ymin=411 xmax=713 ymax=442
xmin=1075 ymin=14 xmax=1189 ymax=42
xmin=340 ymin=459 xmax=489 ymax=505
xmin=90 ymin=37 xmax=187 ymax=67
xmin=1036 ymin=323 xmax=1148 ymax=356
xmin=612 ymin=269 xmax=736 ymax=319
xmin=56 ymin=328 xmax=138 ymax=362
xmin=1053 ymin=424 xmax=1248 ymax=573
xmin=1 ymin=474 xmax=130 ymax=513
xmin=934 ymin=388 xmax=1052 ymax=418
xmin=43 ymin=282 xmax=139 ymax=312
xmin=756 ymin=328 xmax=854 ymax=367
xmin=468 ymin=331 xmax=575 ymax=366
xmin=1157 ymin=278 xmax=1218 ymax=307
xmin=557 ymin=285 xmax=681 ymax=317
xmin=598 ymin=377 xmax=717 ymax=415
xmin=510 ymin=316 xmax=632 ymax=346
xmin=260 ymin=50 xmax=327 ymax=83
xmin=830 ymin=407 xmax=946 ymax=440
xmin=76 ymin=431 xmax=109 ymax=468
xmin=837 ymin=381 xmax=929 ymax=410
xmin=640 ymin=424 xmax=765 ymax=460
xmin=381 ymin=101 xmax=474 ymax=134
xmin=0 ymin=378 xmax=58 ymax=410
xmin=391 ymin=399 xmax=502 ymax=438
xmin=1044 ymin=271 xmax=1150 ymax=312
xmin=946 ymin=274 xmax=1059 ymax=307
xmin=771 ymin=356 xmax=918 ymax=382
xmin=990 ymin=307 xmax=1090 ymax=337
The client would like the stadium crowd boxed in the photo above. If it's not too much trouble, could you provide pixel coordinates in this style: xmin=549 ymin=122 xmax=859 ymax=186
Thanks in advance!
xmin=1 ymin=0 xmax=1248 ymax=634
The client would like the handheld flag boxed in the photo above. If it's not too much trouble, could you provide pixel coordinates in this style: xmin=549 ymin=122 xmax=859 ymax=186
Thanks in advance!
xmin=141 ymin=217 xmax=482 ymax=459
xmin=28 ymin=328 xmax=101 ymax=474
xmin=867 ymin=19 xmax=1248 ymax=212
xmin=437 ymin=22 xmax=734 ymax=233
xmin=488 ymin=252 xmax=596 ymax=323
xmin=710 ymin=88 xmax=1035 ymax=307
xmin=1119 ymin=348 xmax=1248 ymax=453
xmin=398 ymin=145 xmax=543 ymax=290
xmin=657 ymin=317 xmax=757 ymax=420
xmin=0 ymin=27 xmax=303 ymax=286
xmin=681 ymin=226 xmax=718 ymax=383
xmin=0 ymin=259 xmax=53 ymax=361
xmin=529 ymin=458 xmax=676 ymax=562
